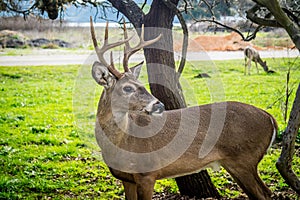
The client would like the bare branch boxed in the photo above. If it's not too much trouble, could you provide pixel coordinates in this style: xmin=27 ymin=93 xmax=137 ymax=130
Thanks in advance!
xmin=276 ymin=83 xmax=300 ymax=195
xmin=141 ymin=0 xmax=147 ymax=11
xmin=3 ymin=0 xmax=36 ymax=17
xmin=246 ymin=5 xmax=282 ymax=27
xmin=182 ymin=0 xmax=189 ymax=13
xmin=192 ymin=17 xmax=263 ymax=42
xmin=199 ymin=0 xmax=215 ymax=16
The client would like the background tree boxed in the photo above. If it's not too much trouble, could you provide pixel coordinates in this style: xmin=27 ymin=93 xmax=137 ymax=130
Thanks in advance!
xmin=1 ymin=0 xmax=299 ymax=198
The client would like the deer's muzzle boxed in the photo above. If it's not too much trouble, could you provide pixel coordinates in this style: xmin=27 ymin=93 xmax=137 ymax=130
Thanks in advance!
xmin=144 ymin=101 xmax=165 ymax=115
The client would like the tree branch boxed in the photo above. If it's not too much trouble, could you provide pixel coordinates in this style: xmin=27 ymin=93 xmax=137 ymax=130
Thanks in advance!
xmin=161 ymin=0 xmax=188 ymax=77
xmin=246 ymin=5 xmax=282 ymax=27
xmin=250 ymin=0 xmax=300 ymax=51
xmin=276 ymin=83 xmax=300 ymax=195
xmin=108 ymin=0 xmax=144 ymax=28
xmin=3 ymin=0 xmax=36 ymax=17
xmin=141 ymin=0 xmax=147 ymax=11
xmin=282 ymin=7 xmax=300 ymax=27
xmin=199 ymin=0 xmax=215 ymax=16
xmin=192 ymin=18 xmax=263 ymax=41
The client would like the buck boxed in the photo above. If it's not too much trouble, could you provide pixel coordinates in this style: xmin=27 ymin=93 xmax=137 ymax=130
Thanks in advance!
xmin=90 ymin=18 xmax=277 ymax=200
xmin=244 ymin=46 xmax=269 ymax=75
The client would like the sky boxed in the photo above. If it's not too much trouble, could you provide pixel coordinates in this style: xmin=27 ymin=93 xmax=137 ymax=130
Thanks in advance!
xmin=64 ymin=1 xmax=149 ymax=22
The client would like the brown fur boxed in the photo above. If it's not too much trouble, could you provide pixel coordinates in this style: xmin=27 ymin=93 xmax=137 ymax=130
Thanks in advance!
xmin=95 ymin=74 xmax=277 ymax=200
xmin=91 ymin=21 xmax=277 ymax=200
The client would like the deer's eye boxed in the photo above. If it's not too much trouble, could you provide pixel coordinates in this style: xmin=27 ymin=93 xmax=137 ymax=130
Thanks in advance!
xmin=123 ymin=86 xmax=135 ymax=93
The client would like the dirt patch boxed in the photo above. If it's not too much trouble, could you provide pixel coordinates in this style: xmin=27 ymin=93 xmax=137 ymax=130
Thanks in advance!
xmin=174 ymin=32 xmax=262 ymax=52
xmin=152 ymin=191 xmax=297 ymax=200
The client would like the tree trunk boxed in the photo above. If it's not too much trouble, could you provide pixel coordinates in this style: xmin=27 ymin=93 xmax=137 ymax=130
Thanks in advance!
xmin=276 ymin=83 xmax=300 ymax=195
xmin=144 ymin=0 xmax=220 ymax=198
xmin=175 ymin=170 xmax=220 ymax=198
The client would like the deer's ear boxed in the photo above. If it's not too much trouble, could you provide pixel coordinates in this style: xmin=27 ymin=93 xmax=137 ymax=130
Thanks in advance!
xmin=130 ymin=61 xmax=144 ymax=79
xmin=92 ymin=62 xmax=116 ymax=88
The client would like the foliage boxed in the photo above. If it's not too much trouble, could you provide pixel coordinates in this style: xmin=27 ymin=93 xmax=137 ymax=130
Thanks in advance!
xmin=0 ymin=57 xmax=299 ymax=199
xmin=0 ymin=0 xmax=110 ymax=20
xmin=180 ymin=0 xmax=236 ymax=21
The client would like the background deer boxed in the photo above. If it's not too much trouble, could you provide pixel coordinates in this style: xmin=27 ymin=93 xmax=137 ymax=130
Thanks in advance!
xmin=244 ymin=46 xmax=270 ymax=75
xmin=90 ymin=18 xmax=277 ymax=200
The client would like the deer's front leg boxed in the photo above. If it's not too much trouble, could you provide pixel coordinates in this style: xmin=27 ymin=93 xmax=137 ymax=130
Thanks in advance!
xmin=247 ymin=60 xmax=251 ymax=75
xmin=123 ymin=181 xmax=137 ymax=200
xmin=244 ymin=57 xmax=247 ymax=75
xmin=255 ymin=61 xmax=259 ymax=74
xmin=134 ymin=174 xmax=156 ymax=200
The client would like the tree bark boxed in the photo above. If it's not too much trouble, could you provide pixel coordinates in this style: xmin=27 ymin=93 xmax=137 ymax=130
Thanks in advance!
xmin=176 ymin=170 xmax=220 ymax=198
xmin=108 ymin=0 xmax=144 ymax=28
xmin=144 ymin=0 xmax=219 ymax=198
xmin=144 ymin=0 xmax=186 ymax=109
xmin=276 ymin=83 xmax=300 ymax=195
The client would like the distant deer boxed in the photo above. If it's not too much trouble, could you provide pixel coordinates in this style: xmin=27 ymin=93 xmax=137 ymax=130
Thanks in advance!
xmin=244 ymin=46 xmax=270 ymax=75
xmin=90 ymin=18 xmax=277 ymax=200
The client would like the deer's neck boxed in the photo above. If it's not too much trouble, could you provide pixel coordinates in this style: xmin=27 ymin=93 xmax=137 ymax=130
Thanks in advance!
xmin=97 ymin=89 xmax=158 ymax=141
xmin=98 ymin=90 xmax=127 ymax=125
xmin=97 ymin=90 xmax=128 ymax=146
xmin=257 ymin=58 xmax=269 ymax=72
xmin=98 ymin=90 xmax=113 ymax=124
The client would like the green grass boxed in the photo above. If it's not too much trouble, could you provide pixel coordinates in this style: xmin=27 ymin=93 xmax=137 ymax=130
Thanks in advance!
xmin=0 ymin=57 xmax=299 ymax=199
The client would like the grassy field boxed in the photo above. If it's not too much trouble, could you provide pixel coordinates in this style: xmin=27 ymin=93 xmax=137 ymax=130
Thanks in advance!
xmin=0 ymin=57 xmax=299 ymax=199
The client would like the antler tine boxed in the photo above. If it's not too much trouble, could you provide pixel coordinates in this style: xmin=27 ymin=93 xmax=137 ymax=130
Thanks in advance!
xmin=90 ymin=17 xmax=132 ymax=79
xmin=110 ymin=51 xmax=115 ymax=69
xmin=123 ymin=20 xmax=131 ymax=72
xmin=123 ymin=23 xmax=162 ymax=70
xmin=131 ymin=24 xmax=163 ymax=57
xmin=90 ymin=16 xmax=104 ymax=64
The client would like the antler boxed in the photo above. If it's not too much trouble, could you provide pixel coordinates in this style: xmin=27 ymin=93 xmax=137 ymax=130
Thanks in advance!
xmin=90 ymin=16 xmax=132 ymax=79
xmin=123 ymin=21 xmax=162 ymax=72
xmin=90 ymin=16 xmax=162 ymax=78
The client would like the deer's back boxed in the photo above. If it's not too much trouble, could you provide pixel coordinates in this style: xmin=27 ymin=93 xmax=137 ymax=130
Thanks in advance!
xmin=154 ymin=101 xmax=276 ymax=179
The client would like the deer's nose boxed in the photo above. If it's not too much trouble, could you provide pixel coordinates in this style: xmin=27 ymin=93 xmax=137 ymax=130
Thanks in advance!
xmin=145 ymin=100 xmax=165 ymax=115
xmin=146 ymin=101 xmax=165 ymax=115
xmin=152 ymin=101 xmax=165 ymax=114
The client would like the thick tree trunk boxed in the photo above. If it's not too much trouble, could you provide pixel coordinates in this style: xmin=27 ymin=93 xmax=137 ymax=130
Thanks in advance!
xmin=175 ymin=170 xmax=220 ymax=198
xmin=144 ymin=0 xmax=220 ymax=198
xmin=276 ymin=83 xmax=300 ymax=195
xmin=144 ymin=1 xmax=186 ymax=109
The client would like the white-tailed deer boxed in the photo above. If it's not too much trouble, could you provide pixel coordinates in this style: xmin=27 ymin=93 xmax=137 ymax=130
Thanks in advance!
xmin=90 ymin=18 xmax=277 ymax=200
xmin=244 ymin=46 xmax=269 ymax=75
